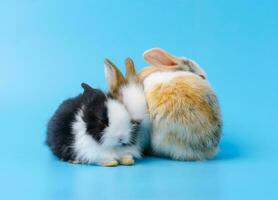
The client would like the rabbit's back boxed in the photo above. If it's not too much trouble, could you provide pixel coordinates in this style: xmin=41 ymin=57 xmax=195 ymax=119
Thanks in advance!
xmin=46 ymin=96 xmax=82 ymax=161
xmin=144 ymin=71 xmax=222 ymax=160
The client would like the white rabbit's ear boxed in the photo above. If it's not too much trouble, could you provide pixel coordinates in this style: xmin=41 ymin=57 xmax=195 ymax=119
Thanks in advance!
xmin=143 ymin=48 xmax=178 ymax=69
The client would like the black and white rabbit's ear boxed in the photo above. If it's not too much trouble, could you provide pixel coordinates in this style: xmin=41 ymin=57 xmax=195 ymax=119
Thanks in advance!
xmin=125 ymin=57 xmax=139 ymax=83
xmin=81 ymin=83 xmax=97 ymax=95
xmin=104 ymin=59 xmax=126 ymax=98
xmin=81 ymin=83 xmax=93 ymax=91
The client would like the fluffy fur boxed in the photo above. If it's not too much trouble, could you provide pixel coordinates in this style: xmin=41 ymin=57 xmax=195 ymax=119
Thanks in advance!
xmin=140 ymin=48 xmax=222 ymax=160
xmin=144 ymin=72 xmax=221 ymax=160
xmin=121 ymin=83 xmax=147 ymax=121
xmin=104 ymin=58 xmax=151 ymax=153
xmin=46 ymin=83 xmax=141 ymax=165
xmin=121 ymin=82 xmax=151 ymax=153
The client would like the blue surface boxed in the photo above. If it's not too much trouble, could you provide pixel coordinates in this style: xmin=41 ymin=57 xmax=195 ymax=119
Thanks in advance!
xmin=1 ymin=0 xmax=278 ymax=199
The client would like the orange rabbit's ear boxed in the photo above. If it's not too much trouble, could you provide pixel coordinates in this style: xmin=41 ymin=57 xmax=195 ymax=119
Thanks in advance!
xmin=138 ymin=66 xmax=159 ymax=80
xmin=104 ymin=59 xmax=126 ymax=97
xmin=125 ymin=57 xmax=138 ymax=82
xmin=143 ymin=48 xmax=178 ymax=69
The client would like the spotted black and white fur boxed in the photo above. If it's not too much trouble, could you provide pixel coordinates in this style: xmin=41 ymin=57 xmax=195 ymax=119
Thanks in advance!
xmin=46 ymin=83 xmax=141 ymax=165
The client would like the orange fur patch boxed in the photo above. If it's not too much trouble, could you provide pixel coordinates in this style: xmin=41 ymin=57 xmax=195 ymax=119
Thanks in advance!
xmin=110 ymin=71 xmax=126 ymax=101
xmin=147 ymin=76 xmax=220 ymax=136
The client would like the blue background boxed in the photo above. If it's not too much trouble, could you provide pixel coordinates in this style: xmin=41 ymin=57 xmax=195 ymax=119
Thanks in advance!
xmin=1 ymin=0 xmax=277 ymax=199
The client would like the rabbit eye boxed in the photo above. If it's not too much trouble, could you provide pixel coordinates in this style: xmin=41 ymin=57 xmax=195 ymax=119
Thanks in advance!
xmin=94 ymin=116 xmax=108 ymax=127
xmin=199 ymin=75 xmax=206 ymax=80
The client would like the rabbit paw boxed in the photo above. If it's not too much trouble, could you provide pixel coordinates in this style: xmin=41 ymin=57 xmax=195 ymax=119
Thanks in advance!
xmin=68 ymin=160 xmax=82 ymax=164
xmin=100 ymin=160 xmax=119 ymax=167
xmin=119 ymin=155 xmax=135 ymax=166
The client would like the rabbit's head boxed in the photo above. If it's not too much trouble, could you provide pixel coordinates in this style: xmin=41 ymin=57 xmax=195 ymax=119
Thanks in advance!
xmin=139 ymin=48 xmax=207 ymax=80
xmin=104 ymin=58 xmax=147 ymax=121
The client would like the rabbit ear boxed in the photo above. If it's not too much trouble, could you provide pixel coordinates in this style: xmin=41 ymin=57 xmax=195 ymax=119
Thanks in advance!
xmin=81 ymin=82 xmax=98 ymax=96
xmin=81 ymin=83 xmax=94 ymax=91
xmin=143 ymin=48 xmax=178 ymax=69
xmin=138 ymin=66 xmax=159 ymax=80
xmin=125 ymin=57 xmax=138 ymax=82
xmin=104 ymin=58 xmax=126 ymax=96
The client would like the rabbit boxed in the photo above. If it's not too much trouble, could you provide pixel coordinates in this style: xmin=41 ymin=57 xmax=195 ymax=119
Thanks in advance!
xmin=104 ymin=58 xmax=150 ymax=154
xmin=138 ymin=48 xmax=222 ymax=161
xmin=46 ymin=59 xmax=146 ymax=167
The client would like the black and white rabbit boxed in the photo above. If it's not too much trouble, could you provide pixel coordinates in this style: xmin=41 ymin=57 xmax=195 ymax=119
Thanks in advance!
xmin=46 ymin=61 xmax=144 ymax=166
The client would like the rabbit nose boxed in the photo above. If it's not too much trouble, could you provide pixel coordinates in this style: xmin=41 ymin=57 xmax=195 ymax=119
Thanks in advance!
xmin=119 ymin=138 xmax=128 ymax=146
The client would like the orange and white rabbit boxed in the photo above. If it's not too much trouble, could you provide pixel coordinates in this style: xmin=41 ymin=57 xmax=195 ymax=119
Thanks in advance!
xmin=139 ymin=48 xmax=222 ymax=160
xmin=105 ymin=58 xmax=150 ymax=156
